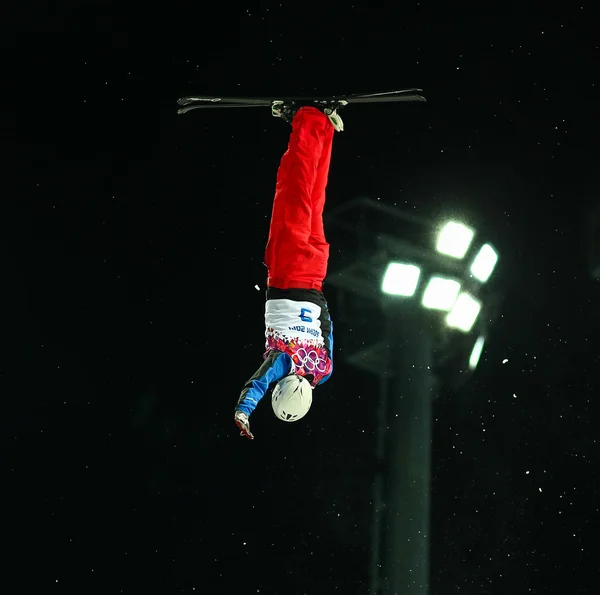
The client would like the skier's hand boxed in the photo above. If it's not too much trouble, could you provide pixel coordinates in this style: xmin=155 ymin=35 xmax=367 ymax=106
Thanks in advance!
xmin=234 ymin=410 xmax=254 ymax=440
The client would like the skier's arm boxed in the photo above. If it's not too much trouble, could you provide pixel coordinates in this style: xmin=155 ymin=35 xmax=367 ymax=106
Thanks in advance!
xmin=318 ymin=318 xmax=334 ymax=385
xmin=236 ymin=350 xmax=293 ymax=417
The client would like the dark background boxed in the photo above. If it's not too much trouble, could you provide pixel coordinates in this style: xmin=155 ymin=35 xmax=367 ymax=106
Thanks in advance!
xmin=4 ymin=2 xmax=599 ymax=593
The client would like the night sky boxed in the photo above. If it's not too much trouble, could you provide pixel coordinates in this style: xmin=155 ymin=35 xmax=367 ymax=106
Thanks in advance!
xmin=6 ymin=3 xmax=600 ymax=594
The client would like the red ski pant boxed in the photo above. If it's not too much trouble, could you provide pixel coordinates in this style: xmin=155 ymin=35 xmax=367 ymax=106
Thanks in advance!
xmin=265 ymin=107 xmax=335 ymax=291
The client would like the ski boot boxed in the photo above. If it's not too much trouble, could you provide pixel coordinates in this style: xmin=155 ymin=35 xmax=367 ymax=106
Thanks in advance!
xmin=271 ymin=99 xmax=348 ymax=132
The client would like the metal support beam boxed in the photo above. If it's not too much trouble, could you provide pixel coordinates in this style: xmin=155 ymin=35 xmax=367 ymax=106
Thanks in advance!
xmin=376 ymin=301 xmax=434 ymax=595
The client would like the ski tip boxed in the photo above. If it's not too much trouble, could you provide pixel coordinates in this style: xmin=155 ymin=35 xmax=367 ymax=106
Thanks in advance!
xmin=348 ymin=88 xmax=425 ymax=98
xmin=176 ymin=105 xmax=198 ymax=115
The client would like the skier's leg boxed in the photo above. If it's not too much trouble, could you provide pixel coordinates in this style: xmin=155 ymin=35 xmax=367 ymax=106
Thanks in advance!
xmin=308 ymin=124 xmax=335 ymax=284
xmin=265 ymin=107 xmax=332 ymax=290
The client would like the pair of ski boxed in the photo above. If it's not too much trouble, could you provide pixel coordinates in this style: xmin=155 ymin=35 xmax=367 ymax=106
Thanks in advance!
xmin=176 ymin=88 xmax=426 ymax=115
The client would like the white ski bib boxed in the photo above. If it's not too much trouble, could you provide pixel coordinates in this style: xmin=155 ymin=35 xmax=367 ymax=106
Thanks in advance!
xmin=264 ymin=299 xmax=324 ymax=347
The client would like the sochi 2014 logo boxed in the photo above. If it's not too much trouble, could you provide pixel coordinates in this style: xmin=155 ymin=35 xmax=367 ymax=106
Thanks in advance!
xmin=293 ymin=347 xmax=329 ymax=374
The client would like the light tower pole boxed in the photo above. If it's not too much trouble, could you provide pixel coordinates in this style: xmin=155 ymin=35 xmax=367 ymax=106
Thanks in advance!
xmin=325 ymin=198 xmax=501 ymax=595
xmin=586 ymin=204 xmax=600 ymax=279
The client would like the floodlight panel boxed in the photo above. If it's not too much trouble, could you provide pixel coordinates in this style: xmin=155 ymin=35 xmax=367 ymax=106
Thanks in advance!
xmin=446 ymin=292 xmax=482 ymax=332
xmin=470 ymin=244 xmax=498 ymax=283
xmin=436 ymin=221 xmax=475 ymax=259
xmin=469 ymin=336 xmax=485 ymax=370
xmin=421 ymin=276 xmax=461 ymax=311
xmin=381 ymin=263 xmax=421 ymax=296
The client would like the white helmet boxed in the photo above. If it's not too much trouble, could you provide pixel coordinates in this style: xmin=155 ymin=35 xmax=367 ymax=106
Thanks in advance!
xmin=271 ymin=374 xmax=313 ymax=422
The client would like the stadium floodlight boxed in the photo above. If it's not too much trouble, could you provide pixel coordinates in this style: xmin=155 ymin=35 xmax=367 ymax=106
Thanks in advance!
xmin=381 ymin=262 xmax=421 ymax=297
xmin=446 ymin=292 xmax=482 ymax=332
xmin=469 ymin=336 xmax=486 ymax=370
xmin=421 ymin=276 xmax=461 ymax=311
xmin=322 ymin=199 xmax=504 ymax=595
xmin=436 ymin=221 xmax=475 ymax=259
xmin=470 ymin=243 xmax=498 ymax=283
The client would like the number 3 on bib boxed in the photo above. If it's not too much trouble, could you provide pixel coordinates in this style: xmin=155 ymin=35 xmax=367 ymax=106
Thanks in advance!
xmin=300 ymin=308 xmax=313 ymax=323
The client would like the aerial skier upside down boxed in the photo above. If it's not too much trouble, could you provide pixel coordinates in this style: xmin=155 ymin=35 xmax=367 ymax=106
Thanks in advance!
xmin=234 ymin=100 xmax=347 ymax=440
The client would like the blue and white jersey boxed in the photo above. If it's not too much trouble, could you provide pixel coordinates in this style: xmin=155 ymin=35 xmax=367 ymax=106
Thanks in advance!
xmin=265 ymin=298 xmax=332 ymax=380
xmin=236 ymin=287 xmax=333 ymax=417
